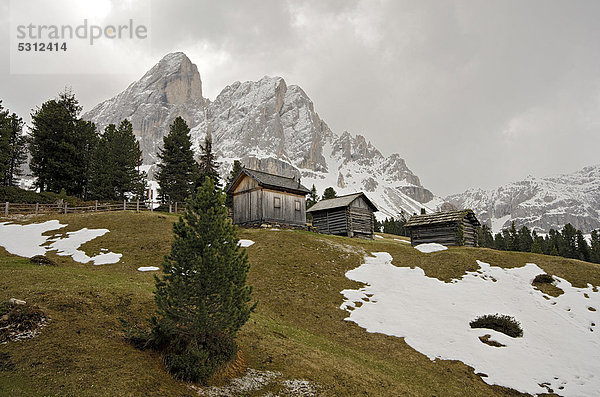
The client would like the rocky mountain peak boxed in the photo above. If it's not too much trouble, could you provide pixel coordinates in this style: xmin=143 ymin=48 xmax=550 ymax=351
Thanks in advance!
xmin=84 ymin=52 xmax=439 ymax=218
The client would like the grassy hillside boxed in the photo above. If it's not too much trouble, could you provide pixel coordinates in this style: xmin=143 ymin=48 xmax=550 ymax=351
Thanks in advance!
xmin=1 ymin=211 xmax=599 ymax=396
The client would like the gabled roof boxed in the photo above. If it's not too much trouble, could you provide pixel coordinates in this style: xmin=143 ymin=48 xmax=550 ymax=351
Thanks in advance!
xmin=307 ymin=192 xmax=378 ymax=213
xmin=226 ymin=168 xmax=310 ymax=195
xmin=404 ymin=209 xmax=480 ymax=228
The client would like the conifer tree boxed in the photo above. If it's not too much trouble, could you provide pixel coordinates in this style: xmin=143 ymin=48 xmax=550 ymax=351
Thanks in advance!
xmin=89 ymin=120 xmax=141 ymax=200
xmin=0 ymin=102 xmax=27 ymax=186
xmin=561 ymin=224 xmax=578 ymax=258
xmin=150 ymin=177 xmax=255 ymax=382
xmin=29 ymin=90 xmax=98 ymax=196
xmin=156 ymin=117 xmax=198 ymax=203
xmin=306 ymin=184 xmax=318 ymax=209
xmin=575 ymin=230 xmax=591 ymax=262
xmin=225 ymin=160 xmax=243 ymax=209
xmin=590 ymin=230 xmax=600 ymax=264
xmin=322 ymin=186 xmax=337 ymax=200
xmin=197 ymin=132 xmax=220 ymax=189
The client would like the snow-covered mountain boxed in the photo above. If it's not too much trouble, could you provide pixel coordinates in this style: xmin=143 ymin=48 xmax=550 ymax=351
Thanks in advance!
xmin=445 ymin=165 xmax=600 ymax=233
xmin=84 ymin=52 xmax=434 ymax=218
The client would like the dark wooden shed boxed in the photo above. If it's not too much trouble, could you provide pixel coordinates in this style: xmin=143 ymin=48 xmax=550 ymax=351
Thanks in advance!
xmin=226 ymin=168 xmax=310 ymax=227
xmin=404 ymin=209 xmax=481 ymax=247
xmin=307 ymin=192 xmax=378 ymax=239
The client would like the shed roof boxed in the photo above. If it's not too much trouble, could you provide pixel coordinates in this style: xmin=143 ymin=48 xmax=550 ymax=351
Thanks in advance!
xmin=226 ymin=168 xmax=310 ymax=195
xmin=404 ymin=209 xmax=480 ymax=228
xmin=307 ymin=192 xmax=378 ymax=213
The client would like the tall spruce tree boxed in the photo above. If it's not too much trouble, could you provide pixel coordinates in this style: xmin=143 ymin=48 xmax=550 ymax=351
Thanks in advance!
xmin=0 ymin=102 xmax=27 ymax=186
xmin=150 ymin=177 xmax=255 ymax=382
xmin=89 ymin=120 xmax=141 ymax=200
xmin=29 ymin=90 xmax=97 ymax=196
xmin=156 ymin=117 xmax=198 ymax=203
xmin=225 ymin=160 xmax=243 ymax=209
xmin=306 ymin=184 xmax=318 ymax=209
xmin=575 ymin=230 xmax=591 ymax=262
xmin=197 ymin=132 xmax=220 ymax=188
xmin=590 ymin=230 xmax=600 ymax=264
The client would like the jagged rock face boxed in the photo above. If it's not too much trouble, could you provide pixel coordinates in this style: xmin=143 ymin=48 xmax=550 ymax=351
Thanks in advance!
xmin=446 ymin=165 xmax=600 ymax=233
xmin=84 ymin=52 xmax=205 ymax=163
xmin=84 ymin=52 xmax=437 ymax=218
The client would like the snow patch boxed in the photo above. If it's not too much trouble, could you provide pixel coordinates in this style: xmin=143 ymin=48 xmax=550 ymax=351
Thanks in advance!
xmin=0 ymin=221 xmax=121 ymax=265
xmin=238 ymin=239 xmax=255 ymax=247
xmin=414 ymin=243 xmax=447 ymax=253
xmin=137 ymin=266 xmax=160 ymax=272
xmin=340 ymin=252 xmax=600 ymax=396
xmin=393 ymin=238 xmax=410 ymax=244
xmin=374 ymin=234 xmax=383 ymax=239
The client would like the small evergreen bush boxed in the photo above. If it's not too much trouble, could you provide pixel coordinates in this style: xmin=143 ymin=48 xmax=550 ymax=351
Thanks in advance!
xmin=470 ymin=314 xmax=523 ymax=338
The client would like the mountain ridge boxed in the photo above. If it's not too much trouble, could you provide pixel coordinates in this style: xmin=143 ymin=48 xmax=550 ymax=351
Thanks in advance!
xmin=84 ymin=52 xmax=435 ymax=218
xmin=445 ymin=164 xmax=600 ymax=233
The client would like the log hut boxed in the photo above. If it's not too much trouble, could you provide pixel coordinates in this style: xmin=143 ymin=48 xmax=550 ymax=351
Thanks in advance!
xmin=403 ymin=209 xmax=481 ymax=247
xmin=226 ymin=168 xmax=310 ymax=227
xmin=307 ymin=192 xmax=378 ymax=239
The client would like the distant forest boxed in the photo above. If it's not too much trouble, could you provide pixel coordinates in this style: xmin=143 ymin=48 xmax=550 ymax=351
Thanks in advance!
xmin=377 ymin=215 xmax=600 ymax=264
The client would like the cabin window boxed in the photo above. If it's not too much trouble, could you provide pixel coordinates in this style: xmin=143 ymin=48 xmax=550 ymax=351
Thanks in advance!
xmin=295 ymin=200 xmax=301 ymax=211
xmin=274 ymin=197 xmax=281 ymax=208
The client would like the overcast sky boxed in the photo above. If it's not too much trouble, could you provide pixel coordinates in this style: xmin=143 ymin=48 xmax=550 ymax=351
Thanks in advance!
xmin=1 ymin=0 xmax=599 ymax=196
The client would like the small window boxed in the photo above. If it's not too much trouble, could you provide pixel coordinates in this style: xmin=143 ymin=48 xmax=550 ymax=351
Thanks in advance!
xmin=295 ymin=200 xmax=301 ymax=211
xmin=274 ymin=197 xmax=281 ymax=208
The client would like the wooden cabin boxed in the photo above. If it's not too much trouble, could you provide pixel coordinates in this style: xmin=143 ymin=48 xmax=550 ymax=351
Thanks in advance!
xmin=404 ymin=209 xmax=481 ymax=247
xmin=307 ymin=192 xmax=378 ymax=239
xmin=226 ymin=168 xmax=310 ymax=227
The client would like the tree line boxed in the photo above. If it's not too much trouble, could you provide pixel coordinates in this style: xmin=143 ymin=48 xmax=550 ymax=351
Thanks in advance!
xmin=478 ymin=222 xmax=600 ymax=264
xmin=1 ymin=90 xmax=145 ymax=202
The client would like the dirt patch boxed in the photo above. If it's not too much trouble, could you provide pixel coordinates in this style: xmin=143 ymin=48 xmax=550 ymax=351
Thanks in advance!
xmin=191 ymin=368 xmax=318 ymax=396
xmin=0 ymin=301 xmax=47 ymax=344
xmin=478 ymin=334 xmax=506 ymax=348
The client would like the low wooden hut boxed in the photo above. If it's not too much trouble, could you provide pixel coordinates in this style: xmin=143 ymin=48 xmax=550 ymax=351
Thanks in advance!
xmin=307 ymin=192 xmax=378 ymax=239
xmin=403 ymin=209 xmax=480 ymax=247
xmin=226 ymin=168 xmax=310 ymax=227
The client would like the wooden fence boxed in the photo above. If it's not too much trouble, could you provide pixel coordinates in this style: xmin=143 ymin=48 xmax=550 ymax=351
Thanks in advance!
xmin=1 ymin=200 xmax=187 ymax=217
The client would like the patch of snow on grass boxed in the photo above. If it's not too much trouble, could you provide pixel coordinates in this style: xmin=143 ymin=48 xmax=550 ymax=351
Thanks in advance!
xmin=192 ymin=369 xmax=281 ymax=396
xmin=374 ymin=234 xmax=383 ymax=239
xmin=0 ymin=221 xmax=121 ymax=265
xmin=393 ymin=238 xmax=410 ymax=244
xmin=340 ymin=252 xmax=600 ymax=396
xmin=48 ymin=228 xmax=121 ymax=265
xmin=238 ymin=239 xmax=255 ymax=247
xmin=0 ymin=220 xmax=66 ymax=257
xmin=137 ymin=266 xmax=159 ymax=272
xmin=414 ymin=243 xmax=447 ymax=253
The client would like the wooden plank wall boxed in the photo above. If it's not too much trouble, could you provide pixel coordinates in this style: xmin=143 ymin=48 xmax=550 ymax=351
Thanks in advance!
xmin=348 ymin=207 xmax=373 ymax=237
xmin=312 ymin=208 xmax=348 ymax=235
xmin=409 ymin=223 xmax=459 ymax=246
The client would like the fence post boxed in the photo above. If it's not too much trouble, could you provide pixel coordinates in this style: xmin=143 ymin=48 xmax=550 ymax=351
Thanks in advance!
xmin=175 ymin=202 xmax=178 ymax=213
xmin=64 ymin=203 xmax=67 ymax=214
xmin=35 ymin=203 xmax=39 ymax=215
xmin=95 ymin=200 xmax=98 ymax=211
xmin=169 ymin=202 xmax=172 ymax=213
xmin=150 ymin=201 xmax=153 ymax=212
xmin=123 ymin=200 xmax=126 ymax=211
xmin=4 ymin=202 xmax=8 ymax=217
xmin=136 ymin=199 xmax=139 ymax=213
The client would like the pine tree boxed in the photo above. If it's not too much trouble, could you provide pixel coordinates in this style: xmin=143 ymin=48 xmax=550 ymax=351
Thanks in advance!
xmin=225 ymin=160 xmax=243 ymax=209
xmin=322 ymin=186 xmax=337 ymax=200
xmin=0 ymin=102 xmax=27 ymax=186
xmin=575 ymin=230 xmax=591 ymax=262
xmin=590 ymin=230 xmax=600 ymax=264
xmin=197 ymin=132 xmax=220 ymax=189
xmin=88 ymin=120 xmax=141 ymax=201
xmin=517 ymin=226 xmax=533 ymax=252
xmin=306 ymin=184 xmax=318 ymax=209
xmin=150 ymin=177 xmax=255 ymax=382
xmin=156 ymin=117 xmax=198 ymax=203
xmin=29 ymin=90 xmax=97 ymax=196
xmin=561 ymin=224 xmax=578 ymax=258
